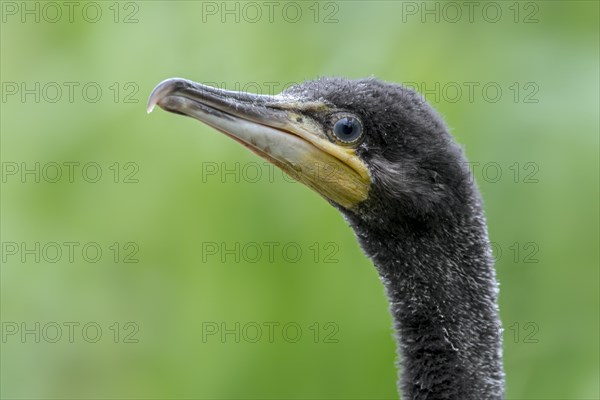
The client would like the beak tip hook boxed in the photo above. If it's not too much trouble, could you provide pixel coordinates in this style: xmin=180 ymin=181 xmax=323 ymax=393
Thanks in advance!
xmin=146 ymin=100 xmax=156 ymax=114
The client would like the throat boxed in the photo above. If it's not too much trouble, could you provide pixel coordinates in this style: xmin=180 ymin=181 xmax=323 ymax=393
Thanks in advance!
xmin=345 ymin=208 xmax=505 ymax=399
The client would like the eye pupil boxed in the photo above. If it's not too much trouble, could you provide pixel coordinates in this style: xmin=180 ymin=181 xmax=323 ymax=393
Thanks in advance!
xmin=333 ymin=117 xmax=362 ymax=143
xmin=340 ymin=121 xmax=354 ymax=135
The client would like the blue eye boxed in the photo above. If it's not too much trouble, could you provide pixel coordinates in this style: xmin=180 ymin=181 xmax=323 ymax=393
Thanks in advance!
xmin=332 ymin=116 xmax=363 ymax=144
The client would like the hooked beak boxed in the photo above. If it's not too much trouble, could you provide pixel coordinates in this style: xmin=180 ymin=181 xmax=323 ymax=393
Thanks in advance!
xmin=147 ymin=78 xmax=370 ymax=209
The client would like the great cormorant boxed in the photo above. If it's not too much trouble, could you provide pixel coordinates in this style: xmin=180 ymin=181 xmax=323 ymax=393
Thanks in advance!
xmin=147 ymin=77 xmax=505 ymax=399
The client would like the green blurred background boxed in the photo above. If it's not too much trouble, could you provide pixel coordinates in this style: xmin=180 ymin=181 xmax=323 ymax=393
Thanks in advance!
xmin=1 ymin=1 xmax=598 ymax=399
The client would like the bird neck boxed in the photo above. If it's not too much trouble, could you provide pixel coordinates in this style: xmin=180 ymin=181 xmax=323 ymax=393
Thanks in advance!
xmin=345 ymin=197 xmax=505 ymax=399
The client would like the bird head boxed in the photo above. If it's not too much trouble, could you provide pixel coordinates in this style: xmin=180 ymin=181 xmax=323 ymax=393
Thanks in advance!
xmin=148 ymin=77 xmax=472 ymax=225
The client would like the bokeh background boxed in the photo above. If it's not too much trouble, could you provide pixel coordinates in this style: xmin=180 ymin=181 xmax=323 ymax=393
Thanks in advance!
xmin=1 ymin=1 xmax=598 ymax=399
